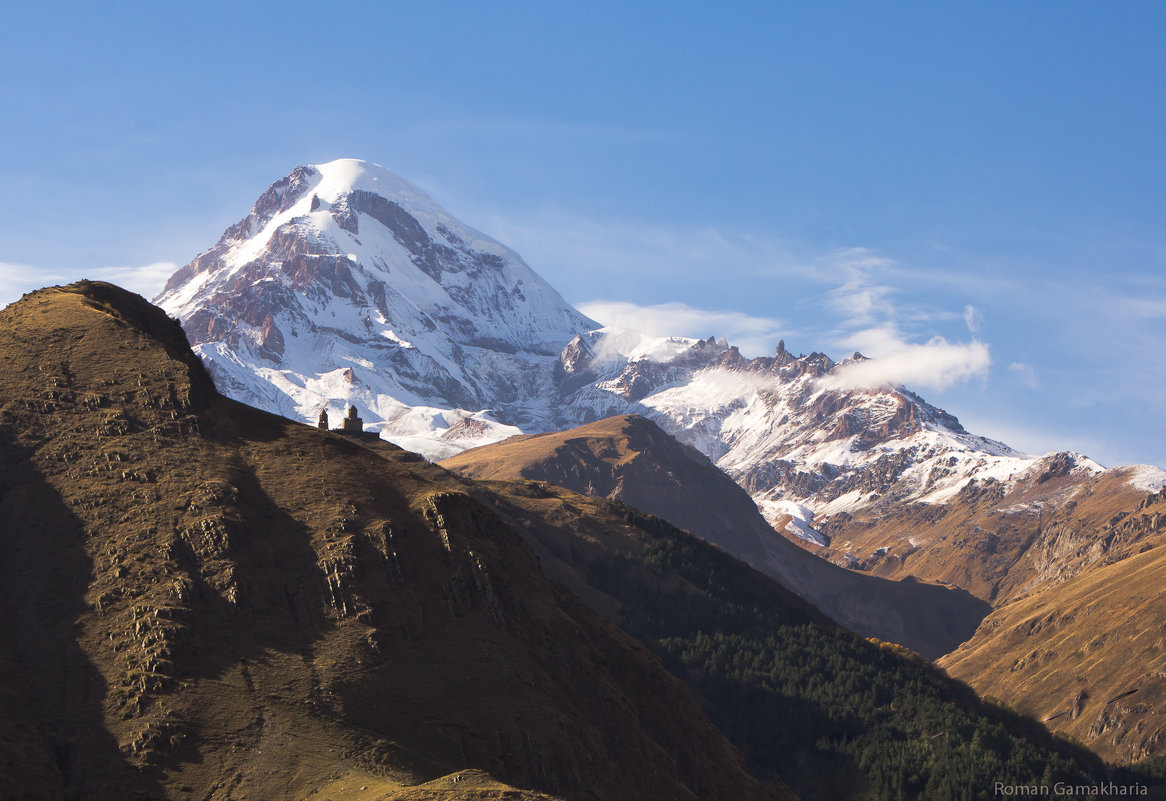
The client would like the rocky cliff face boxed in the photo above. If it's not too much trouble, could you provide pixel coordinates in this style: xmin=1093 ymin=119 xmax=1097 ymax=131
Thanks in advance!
xmin=0 ymin=282 xmax=781 ymax=801
xmin=551 ymin=333 xmax=1036 ymax=521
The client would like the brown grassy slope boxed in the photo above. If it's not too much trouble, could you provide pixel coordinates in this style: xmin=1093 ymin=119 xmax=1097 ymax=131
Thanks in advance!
xmin=442 ymin=417 xmax=778 ymax=566
xmin=0 ymin=282 xmax=787 ymax=801
xmin=939 ymin=521 xmax=1166 ymax=763
xmin=441 ymin=416 xmax=987 ymax=659
xmin=695 ymin=438 xmax=1166 ymax=763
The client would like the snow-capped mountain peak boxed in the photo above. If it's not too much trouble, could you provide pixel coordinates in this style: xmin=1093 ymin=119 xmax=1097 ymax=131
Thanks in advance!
xmin=159 ymin=159 xmax=594 ymax=352
xmin=156 ymin=159 xmax=596 ymax=459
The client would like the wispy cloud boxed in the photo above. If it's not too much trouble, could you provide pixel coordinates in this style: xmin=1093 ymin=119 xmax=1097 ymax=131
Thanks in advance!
xmin=87 ymin=262 xmax=177 ymax=300
xmin=811 ymin=248 xmax=993 ymax=391
xmin=1115 ymin=295 xmax=1166 ymax=319
xmin=821 ymin=247 xmax=966 ymax=327
xmin=577 ymin=300 xmax=787 ymax=357
xmin=0 ymin=261 xmax=177 ymax=308
xmin=1009 ymin=361 xmax=1039 ymax=389
xmin=0 ymin=262 xmax=68 ymax=307
xmin=963 ymin=304 xmax=983 ymax=333
xmin=575 ymin=242 xmax=994 ymax=390
xmin=488 ymin=215 xmax=999 ymax=393
xmin=479 ymin=208 xmax=828 ymax=299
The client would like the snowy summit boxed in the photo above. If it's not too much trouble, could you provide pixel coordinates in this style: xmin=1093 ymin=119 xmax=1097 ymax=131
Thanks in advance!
xmin=157 ymin=158 xmax=596 ymax=457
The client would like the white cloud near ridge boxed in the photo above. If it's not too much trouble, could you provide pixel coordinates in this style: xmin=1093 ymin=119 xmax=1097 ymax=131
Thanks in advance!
xmin=0 ymin=262 xmax=66 ymax=307
xmin=575 ymin=244 xmax=995 ymax=390
xmin=87 ymin=262 xmax=177 ymax=301
xmin=820 ymin=333 xmax=991 ymax=392
xmin=485 ymin=215 xmax=995 ymax=394
xmin=576 ymin=300 xmax=788 ymax=357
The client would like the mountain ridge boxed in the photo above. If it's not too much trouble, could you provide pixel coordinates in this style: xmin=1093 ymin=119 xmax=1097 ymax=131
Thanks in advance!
xmin=156 ymin=158 xmax=596 ymax=458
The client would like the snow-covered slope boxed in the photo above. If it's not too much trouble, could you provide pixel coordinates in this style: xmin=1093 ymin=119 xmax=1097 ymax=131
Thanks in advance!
xmin=159 ymin=159 xmax=1144 ymax=533
xmin=157 ymin=159 xmax=596 ymax=459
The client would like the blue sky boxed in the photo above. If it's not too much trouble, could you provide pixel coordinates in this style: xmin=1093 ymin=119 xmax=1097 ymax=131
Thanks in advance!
xmin=2 ymin=2 xmax=1165 ymax=466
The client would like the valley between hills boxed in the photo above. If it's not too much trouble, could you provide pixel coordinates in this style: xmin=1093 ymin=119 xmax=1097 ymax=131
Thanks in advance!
xmin=3 ymin=157 xmax=1166 ymax=800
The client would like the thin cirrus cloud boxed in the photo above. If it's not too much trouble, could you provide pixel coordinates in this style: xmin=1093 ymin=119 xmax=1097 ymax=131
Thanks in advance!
xmin=1116 ymin=294 xmax=1166 ymax=319
xmin=0 ymin=262 xmax=66 ymax=305
xmin=88 ymin=262 xmax=178 ymax=300
xmin=0 ymin=262 xmax=177 ymax=308
xmin=575 ymin=300 xmax=788 ymax=358
xmin=1009 ymin=362 xmax=1039 ymax=389
xmin=963 ymin=304 xmax=983 ymax=333
xmin=478 ymin=207 xmax=827 ymax=299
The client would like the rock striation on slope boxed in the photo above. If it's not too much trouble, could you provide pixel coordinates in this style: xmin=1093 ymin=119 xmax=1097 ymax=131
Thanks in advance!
xmin=0 ymin=281 xmax=785 ymax=801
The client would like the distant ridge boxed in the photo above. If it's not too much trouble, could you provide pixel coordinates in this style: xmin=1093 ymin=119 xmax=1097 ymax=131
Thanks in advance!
xmin=156 ymin=158 xmax=1164 ymax=539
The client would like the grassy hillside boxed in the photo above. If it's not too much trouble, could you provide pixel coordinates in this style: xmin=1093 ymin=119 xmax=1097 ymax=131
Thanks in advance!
xmin=443 ymin=394 xmax=1166 ymax=764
